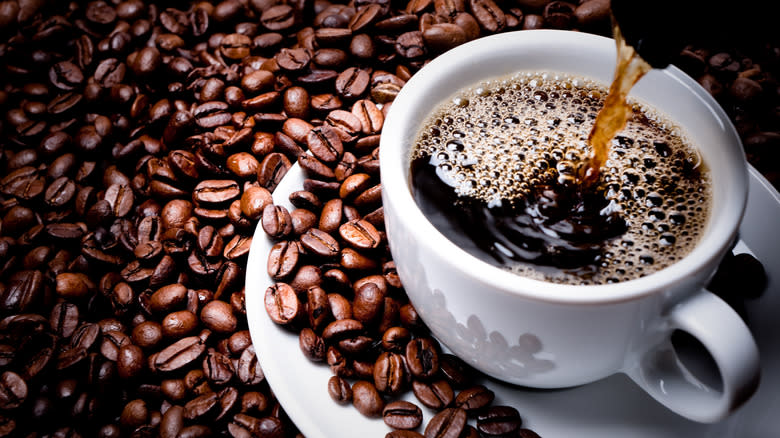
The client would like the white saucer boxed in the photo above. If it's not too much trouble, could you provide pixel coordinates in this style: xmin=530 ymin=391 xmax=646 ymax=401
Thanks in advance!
xmin=245 ymin=164 xmax=780 ymax=438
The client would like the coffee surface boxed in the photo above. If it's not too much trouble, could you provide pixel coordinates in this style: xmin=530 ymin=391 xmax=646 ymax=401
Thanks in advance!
xmin=411 ymin=72 xmax=712 ymax=284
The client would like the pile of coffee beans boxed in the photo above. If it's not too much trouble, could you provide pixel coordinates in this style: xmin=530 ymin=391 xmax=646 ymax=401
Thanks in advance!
xmin=0 ymin=0 xmax=773 ymax=437
xmin=674 ymin=42 xmax=779 ymax=188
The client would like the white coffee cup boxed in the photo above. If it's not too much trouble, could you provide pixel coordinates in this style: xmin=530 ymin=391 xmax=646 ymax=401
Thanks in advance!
xmin=379 ymin=30 xmax=760 ymax=423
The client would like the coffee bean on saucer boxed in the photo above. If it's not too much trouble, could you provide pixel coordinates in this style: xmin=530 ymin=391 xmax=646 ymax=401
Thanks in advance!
xmin=383 ymin=400 xmax=423 ymax=430
xmin=352 ymin=380 xmax=385 ymax=417
xmin=477 ymin=405 xmax=523 ymax=437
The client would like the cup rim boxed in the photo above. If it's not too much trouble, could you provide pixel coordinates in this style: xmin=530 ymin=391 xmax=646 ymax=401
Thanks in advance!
xmin=379 ymin=30 xmax=749 ymax=305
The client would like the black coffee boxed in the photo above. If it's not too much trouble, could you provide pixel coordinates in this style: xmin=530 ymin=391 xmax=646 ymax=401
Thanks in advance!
xmin=410 ymin=72 xmax=712 ymax=285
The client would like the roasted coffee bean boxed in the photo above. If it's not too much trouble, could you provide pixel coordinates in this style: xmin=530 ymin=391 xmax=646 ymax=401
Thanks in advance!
xmin=307 ymin=125 xmax=344 ymax=163
xmin=241 ymin=186 xmax=273 ymax=220
xmin=0 ymin=371 xmax=27 ymax=410
xmin=396 ymin=31 xmax=426 ymax=58
xmin=351 ymin=99 xmax=384 ymax=135
xmin=120 ymin=398 xmax=149 ymax=428
xmin=406 ymin=337 xmax=439 ymax=378
xmin=353 ymin=282 xmax=385 ymax=324
xmin=202 ymin=348 xmax=234 ymax=385
xmin=319 ymin=198 xmax=344 ymax=234
xmin=333 ymin=152 xmax=357 ymax=181
xmin=267 ymin=241 xmax=300 ymax=280
xmin=312 ymin=93 xmax=343 ymax=113
xmin=282 ymin=118 xmax=314 ymax=146
xmin=338 ymin=334 xmax=374 ymax=355
xmin=522 ymin=13 xmax=545 ymax=29
xmin=277 ymin=47 xmax=312 ymax=72
xmin=300 ymin=228 xmax=340 ymax=257
xmin=117 ymin=344 xmax=145 ymax=379
xmin=241 ymin=70 xmax=275 ymax=94
xmin=224 ymin=234 xmax=252 ymax=260
xmin=352 ymin=380 xmax=385 ymax=417
xmin=1 ymin=167 xmax=45 ymax=200
xmin=132 ymin=321 xmax=164 ymax=349
xmin=341 ymin=247 xmax=378 ymax=271
xmin=476 ymin=405 xmax=522 ymax=437
xmin=152 ymin=336 xmax=207 ymax=372
xmin=261 ymin=4 xmax=296 ymax=31
xmin=262 ymin=204 xmax=294 ymax=238
xmin=160 ymin=405 xmax=185 ymax=438
xmin=226 ymin=152 xmax=260 ymax=179
xmin=291 ymin=208 xmax=318 ymax=235
xmin=55 ymin=272 xmax=90 ymax=300
xmin=434 ymin=0 xmax=465 ymax=17
xmin=383 ymin=400 xmax=423 ymax=430
xmin=50 ymin=302 xmax=80 ymax=338
xmin=193 ymin=180 xmax=240 ymax=207
xmin=315 ymin=27 xmax=353 ymax=46
xmin=274 ymin=131 xmax=305 ymax=158
xmin=335 ymin=67 xmax=370 ymax=99
xmin=327 ymin=375 xmax=353 ymax=404
xmin=322 ymin=318 xmax=364 ymax=342
xmin=381 ymin=327 xmax=412 ymax=353
xmin=193 ymin=102 xmax=233 ymax=129
xmin=455 ymin=385 xmax=495 ymax=412
xmin=423 ymin=23 xmax=468 ymax=52
xmin=543 ymin=1 xmax=575 ymax=29
xmin=350 ymin=33 xmax=375 ymax=60
xmin=101 ymin=330 xmax=131 ymax=362
xmin=306 ymin=286 xmax=331 ymax=332
xmin=412 ymin=379 xmax=455 ymax=410
xmin=162 ymin=310 xmax=198 ymax=338
xmin=221 ymin=33 xmax=252 ymax=59
xmin=49 ymin=61 xmax=84 ymax=90
xmin=425 ymin=408 xmax=467 ymax=438
xmin=184 ymin=392 xmax=218 ymax=420
xmin=150 ymin=284 xmax=187 ymax=314
xmin=264 ymin=283 xmax=301 ymax=325
xmin=373 ymin=352 xmax=407 ymax=395
xmin=283 ymin=86 xmax=310 ymax=119
xmin=237 ymin=345 xmax=264 ymax=385
xmin=299 ymin=328 xmax=326 ymax=361
xmin=340 ymin=219 xmax=382 ymax=249
xmin=299 ymin=154 xmax=336 ymax=180
xmin=201 ymin=300 xmax=237 ymax=334
xmin=289 ymin=265 xmax=324 ymax=293
xmin=313 ymin=48 xmax=348 ymax=69
xmin=574 ymin=0 xmax=610 ymax=28
xmin=470 ymin=0 xmax=507 ymax=31
xmin=44 ymin=177 xmax=77 ymax=207
xmin=257 ymin=153 xmax=292 ymax=191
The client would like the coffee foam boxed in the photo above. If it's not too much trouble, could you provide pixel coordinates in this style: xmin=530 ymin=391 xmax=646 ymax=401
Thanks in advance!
xmin=411 ymin=72 xmax=712 ymax=284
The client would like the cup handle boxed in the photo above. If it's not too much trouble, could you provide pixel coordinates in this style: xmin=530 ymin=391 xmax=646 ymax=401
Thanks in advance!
xmin=625 ymin=290 xmax=760 ymax=423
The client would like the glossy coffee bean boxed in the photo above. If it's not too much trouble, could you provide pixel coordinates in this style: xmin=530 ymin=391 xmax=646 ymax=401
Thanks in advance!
xmin=383 ymin=400 xmax=423 ymax=430
xmin=455 ymin=385 xmax=495 ymax=412
xmin=405 ymin=337 xmax=439 ymax=379
xmin=476 ymin=405 xmax=522 ymax=437
xmin=425 ymin=408 xmax=467 ymax=438
xmin=352 ymin=380 xmax=385 ymax=417
xmin=328 ymin=375 xmax=353 ymax=404
xmin=412 ymin=379 xmax=454 ymax=410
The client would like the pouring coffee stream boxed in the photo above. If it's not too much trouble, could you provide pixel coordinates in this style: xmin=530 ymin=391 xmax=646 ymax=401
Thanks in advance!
xmin=578 ymin=25 xmax=651 ymax=188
